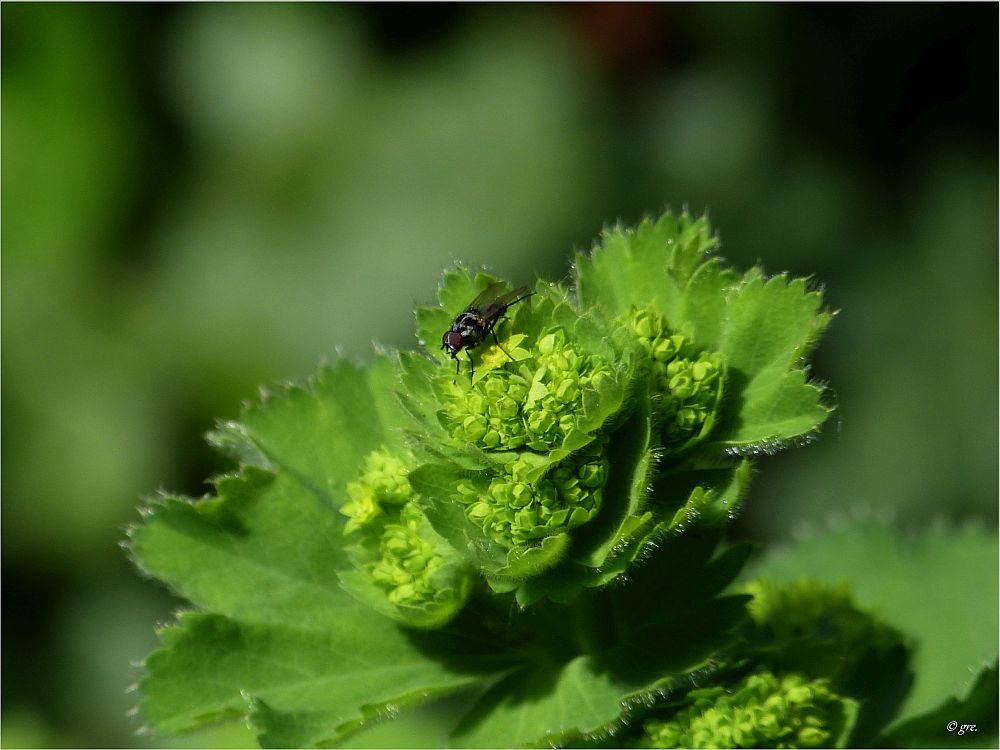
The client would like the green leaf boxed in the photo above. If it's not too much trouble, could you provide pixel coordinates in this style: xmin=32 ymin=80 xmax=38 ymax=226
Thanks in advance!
xmin=492 ymin=533 xmax=571 ymax=583
xmin=132 ymin=471 xmax=348 ymax=625
xmin=397 ymin=352 xmax=491 ymax=472
xmin=744 ymin=520 xmax=999 ymax=724
xmin=251 ymin=699 xmax=351 ymax=749
xmin=129 ymin=362 xmax=500 ymax=744
xmin=718 ymin=271 xmax=830 ymax=376
xmin=408 ymin=463 xmax=508 ymax=570
xmin=711 ymin=368 xmax=830 ymax=452
xmin=450 ymin=655 xmax=631 ymax=748
xmin=660 ymin=459 xmax=752 ymax=530
xmin=675 ymin=257 xmax=740 ymax=350
xmin=575 ymin=212 xmax=718 ymax=328
xmin=561 ymin=387 xmax=658 ymax=569
xmin=143 ymin=609 xmax=486 ymax=747
xmin=131 ymin=472 xmax=489 ymax=744
xmin=708 ymin=271 xmax=832 ymax=450
xmin=206 ymin=420 xmax=273 ymax=469
xmin=879 ymin=662 xmax=998 ymax=749
xmin=599 ymin=529 xmax=750 ymax=676
xmin=237 ymin=357 xmax=409 ymax=507
xmin=250 ymin=688 xmax=486 ymax=749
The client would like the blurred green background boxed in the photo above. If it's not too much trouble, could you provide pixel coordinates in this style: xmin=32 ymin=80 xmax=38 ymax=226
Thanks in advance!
xmin=2 ymin=4 xmax=995 ymax=747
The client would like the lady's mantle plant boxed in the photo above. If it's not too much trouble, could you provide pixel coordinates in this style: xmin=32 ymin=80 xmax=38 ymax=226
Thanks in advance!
xmin=130 ymin=212 xmax=925 ymax=748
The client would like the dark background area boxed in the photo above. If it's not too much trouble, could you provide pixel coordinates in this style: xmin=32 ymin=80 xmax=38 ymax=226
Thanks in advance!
xmin=2 ymin=4 xmax=996 ymax=747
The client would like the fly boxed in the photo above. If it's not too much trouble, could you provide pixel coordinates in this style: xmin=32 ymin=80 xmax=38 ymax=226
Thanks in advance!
xmin=441 ymin=282 xmax=534 ymax=380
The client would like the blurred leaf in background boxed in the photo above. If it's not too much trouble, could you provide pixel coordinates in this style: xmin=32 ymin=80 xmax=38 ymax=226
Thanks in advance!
xmin=1 ymin=3 xmax=995 ymax=748
xmin=133 ymin=3 xmax=602 ymax=411
xmin=744 ymin=518 xmax=998 ymax=724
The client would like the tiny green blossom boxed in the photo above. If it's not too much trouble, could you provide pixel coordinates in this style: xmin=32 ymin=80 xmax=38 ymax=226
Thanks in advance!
xmin=459 ymin=439 xmax=609 ymax=547
xmin=443 ymin=369 xmax=531 ymax=450
xmin=522 ymin=327 xmax=612 ymax=450
xmin=341 ymin=446 xmax=469 ymax=620
xmin=629 ymin=307 xmax=722 ymax=444
xmin=369 ymin=504 xmax=453 ymax=608
xmin=340 ymin=446 xmax=413 ymax=535
xmin=660 ymin=351 xmax=722 ymax=441
xmin=642 ymin=671 xmax=850 ymax=749
xmin=442 ymin=325 xmax=614 ymax=452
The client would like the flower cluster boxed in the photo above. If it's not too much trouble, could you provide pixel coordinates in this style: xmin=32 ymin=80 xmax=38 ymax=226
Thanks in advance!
xmin=370 ymin=504 xmax=453 ymax=608
xmin=444 ymin=370 xmax=531 ymax=450
xmin=340 ymin=446 xmax=413 ymax=535
xmin=629 ymin=308 xmax=722 ymax=444
xmin=521 ymin=328 xmax=612 ymax=450
xmin=642 ymin=671 xmax=849 ymax=749
xmin=340 ymin=446 xmax=464 ymax=616
xmin=442 ymin=326 xmax=613 ymax=453
xmin=458 ymin=439 xmax=609 ymax=548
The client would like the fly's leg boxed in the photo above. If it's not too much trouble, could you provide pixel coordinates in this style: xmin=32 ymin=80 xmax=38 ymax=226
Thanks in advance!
xmin=466 ymin=349 xmax=475 ymax=381
xmin=488 ymin=318 xmax=516 ymax=362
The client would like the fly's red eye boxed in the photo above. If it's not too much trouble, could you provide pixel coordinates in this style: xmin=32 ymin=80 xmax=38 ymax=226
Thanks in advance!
xmin=444 ymin=331 xmax=463 ymax=350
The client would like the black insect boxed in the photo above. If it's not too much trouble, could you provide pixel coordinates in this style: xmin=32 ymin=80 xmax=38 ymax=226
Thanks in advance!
xmin=441 ymin=282 xmax=534 ymax=379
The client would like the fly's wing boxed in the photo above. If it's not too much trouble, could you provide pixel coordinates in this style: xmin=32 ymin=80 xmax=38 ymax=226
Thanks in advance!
xmin=466 ymin=281 xmax=509 ymax=312
xmin=469 ymin=283 xmax=532 ymax=319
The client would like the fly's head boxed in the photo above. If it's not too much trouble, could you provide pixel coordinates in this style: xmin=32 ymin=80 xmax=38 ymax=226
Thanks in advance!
xmin=441 ymin=329 xmax=464 ymax=358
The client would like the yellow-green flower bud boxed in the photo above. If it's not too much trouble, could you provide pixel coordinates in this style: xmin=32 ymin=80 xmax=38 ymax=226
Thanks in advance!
xmin=369 ymin=505 xmax=450 ymax=609
xmin=341 ymin=446 xmax=413 ymax=535
xmin=443 ymin=369 xmax=531 ymax=451
xmin=461 ymin=415 xmax=489 ymax=443
xmin=627 ymin=306 xmax=723 ymax=445
xmin=458 ymin=439 xmax=609 ymax=548
xmin=341 ymin=485 xmax=381 ymax=535
xmin=442 ymin=325 xmax=613 ymax=453
xmin=642 ymin=670 xmax=849 ymax=749
xmin=340 ymin=451 xmax=471 ymax=623
xmin=652 ymin=335 xmax=684 ymax=363
xmin=632 ymin=308 xmax=664 ymax=341
xmin=521 ymin=327 xmax=613 ymax=451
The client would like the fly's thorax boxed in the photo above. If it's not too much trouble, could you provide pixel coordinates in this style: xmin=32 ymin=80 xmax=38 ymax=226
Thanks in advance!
xmin=455 ymin=311 xmax=483 ymax=330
